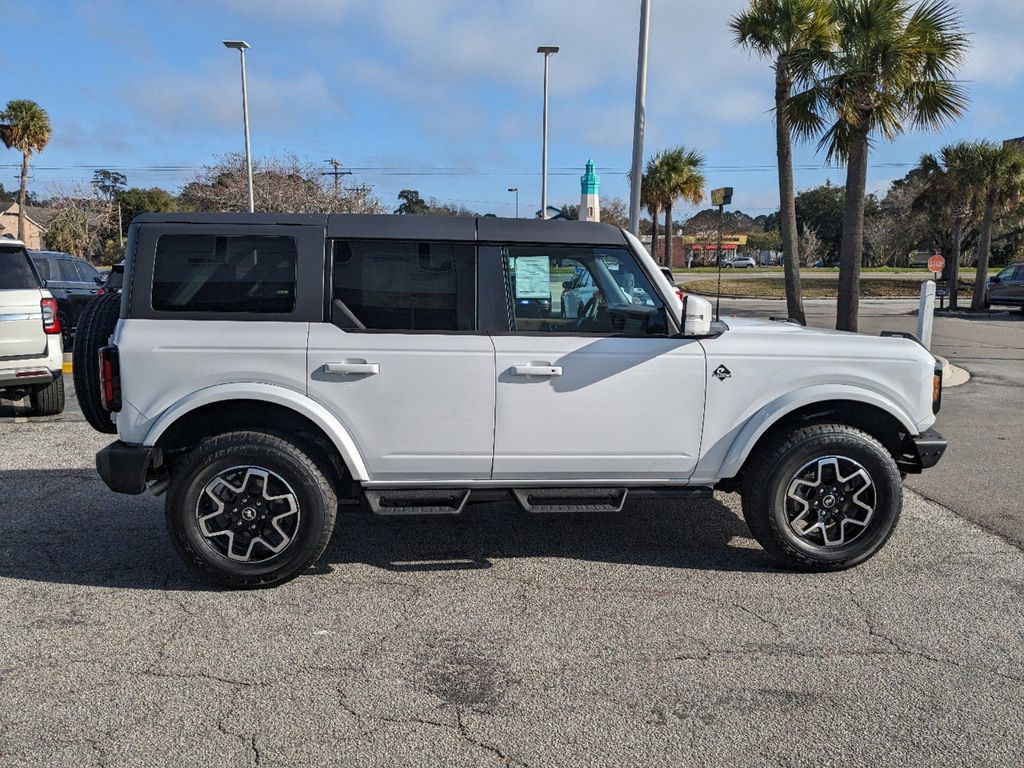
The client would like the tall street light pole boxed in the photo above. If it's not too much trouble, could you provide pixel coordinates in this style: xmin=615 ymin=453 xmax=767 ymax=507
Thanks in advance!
xmin=537 ymin=45 xmax=559 ymax=220
xmin=223 ymin=40 xmax=254 ymax=213
xmin=628 ymin=0 xmax=651 ymax=235
xmin=507 ymin=187 xmax=519 ymax=218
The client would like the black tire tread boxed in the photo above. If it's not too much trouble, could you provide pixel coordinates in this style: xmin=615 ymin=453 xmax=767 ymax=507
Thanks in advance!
xmin=30 ymin=374 xmax=65 ymax=416
xmin=166 ymin=431 xmax=337 ymax=589
xmin=73 ymin=292 xmax=121 ymax=434
xmin=741 ymin=423 xmax=901 ymax=572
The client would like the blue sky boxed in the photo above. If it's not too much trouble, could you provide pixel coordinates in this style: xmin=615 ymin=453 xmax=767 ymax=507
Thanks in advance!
xmin=7 ymin=0 xmax=1024 ymax=218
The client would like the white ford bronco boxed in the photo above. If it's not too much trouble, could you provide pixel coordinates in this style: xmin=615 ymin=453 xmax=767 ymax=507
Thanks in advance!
xmin=76 ymin=213 xmax=946 ymax=587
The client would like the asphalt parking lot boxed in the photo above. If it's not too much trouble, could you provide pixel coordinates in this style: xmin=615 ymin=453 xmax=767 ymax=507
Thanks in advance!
xmin=1 ymin=311 xmax=1023 ymax=767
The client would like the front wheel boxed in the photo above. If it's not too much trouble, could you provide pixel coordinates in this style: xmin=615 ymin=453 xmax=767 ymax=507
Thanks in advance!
xmin=165 ymin=431 xmax=337 ymax=588
xmin=741 ymin=424 xmax=902 ymax=571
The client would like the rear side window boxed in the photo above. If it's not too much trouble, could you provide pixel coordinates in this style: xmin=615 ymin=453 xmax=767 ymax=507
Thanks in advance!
xmin=331 ymin=240 xmax=476 ymax=332
xmin=152 ymin=235 xmax=297 ymax=313
xmin=0 ymin=248 xmax=39 ymax=290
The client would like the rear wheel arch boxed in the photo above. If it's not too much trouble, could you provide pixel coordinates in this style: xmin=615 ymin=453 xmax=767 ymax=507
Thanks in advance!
xmin=148 ymin=391 xmax=368 ymax=486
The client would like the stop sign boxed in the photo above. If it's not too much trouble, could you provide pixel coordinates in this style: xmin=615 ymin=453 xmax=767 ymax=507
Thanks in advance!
xmin=928 ymin=254 xmax=945 ymax=274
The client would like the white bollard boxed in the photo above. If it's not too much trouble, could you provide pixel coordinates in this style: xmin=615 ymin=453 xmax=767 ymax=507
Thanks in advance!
xmin=917 ymin=280 xmax=936 ymax=350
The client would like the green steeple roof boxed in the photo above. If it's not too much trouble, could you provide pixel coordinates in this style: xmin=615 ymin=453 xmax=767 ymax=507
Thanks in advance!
xmin=580 ymin=159 xmax=599 ymax=195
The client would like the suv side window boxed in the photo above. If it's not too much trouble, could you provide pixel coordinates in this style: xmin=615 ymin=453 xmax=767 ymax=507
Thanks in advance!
xmin=330 ymin=240 xmax=476 ymax=332
xmin=58 ymin=258 xmax=81 ymax=282
xmin=74 ymin=260 xmax=101 ymax=283
xmin=501 ymin=245 xmax=667 ymax=336
xmin=152 ymin=234 xmax=297 ymax=313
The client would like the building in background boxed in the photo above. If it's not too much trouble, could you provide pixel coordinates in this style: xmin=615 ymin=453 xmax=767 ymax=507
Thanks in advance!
xmin=0 ymin=202 xmax=50 ymax=249
xmin=579 ymin=159 xmax=600 ymax=222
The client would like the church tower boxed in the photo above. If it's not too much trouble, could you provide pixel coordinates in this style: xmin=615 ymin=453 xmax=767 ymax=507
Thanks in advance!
xmin=579 ymin=159 xmax=600 ymax=222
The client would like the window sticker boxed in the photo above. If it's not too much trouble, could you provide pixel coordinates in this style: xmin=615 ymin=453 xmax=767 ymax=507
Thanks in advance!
xmin=514 ymin=255 xmax=551 ymax=299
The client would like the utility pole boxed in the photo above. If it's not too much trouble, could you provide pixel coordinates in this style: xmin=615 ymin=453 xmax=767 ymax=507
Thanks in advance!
xmin=628 ymin=0 xmax=651 ymax=235
xmin=323 ymin=158 xmax=352 ymax=196
xmin=537 ymin=45 xmax=559 ymax=220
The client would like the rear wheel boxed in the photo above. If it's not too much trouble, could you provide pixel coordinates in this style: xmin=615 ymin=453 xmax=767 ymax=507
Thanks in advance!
xmin=30 ymin=374 xmax=65 ymax=416
xmin=741 ymin=424 xmax=902 ymax=571
xmin=165 ymin=431 xmax=337 ymax=588
xmin=73 ymin=292 xmax=121 ymax=433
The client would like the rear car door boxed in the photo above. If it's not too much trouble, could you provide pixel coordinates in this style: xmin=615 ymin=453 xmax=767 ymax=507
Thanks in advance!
xmin=487 ymin=243 xmax=706 ymax=482
xmin=307 ymin=238 xmax=495 ymax=482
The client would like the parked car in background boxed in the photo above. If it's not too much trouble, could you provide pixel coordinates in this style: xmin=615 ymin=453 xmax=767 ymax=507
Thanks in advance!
xmin=723 ymin=256 xmax=756 ymax=269
xmin=985 ymin=263 xmax=1024 ymax=311
xmin=0 ymin=240 xmax=65 ymax=414
xmin=811 ymin=259 xmax=834 ymax=268
xmin=29 ymin=250 xmax=104 ymax=346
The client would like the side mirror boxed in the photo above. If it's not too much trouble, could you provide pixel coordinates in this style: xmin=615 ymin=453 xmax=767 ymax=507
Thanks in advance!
xmin=989 ymin=276 xmax=1000 ymax=284
xmin=682 ymin=295 xmax=713 ymax=336
xmin=562 ymin=280 xmax=572 ymax=290
xmin=39 ymin=278 xmax=48 ymax=288
xmin=93 ymin=276 xmax=105 ymax=286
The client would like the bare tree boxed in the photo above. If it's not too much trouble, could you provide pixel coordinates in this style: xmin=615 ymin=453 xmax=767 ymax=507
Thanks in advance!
xmin=179 ymin=153 xmax=385 ymax=214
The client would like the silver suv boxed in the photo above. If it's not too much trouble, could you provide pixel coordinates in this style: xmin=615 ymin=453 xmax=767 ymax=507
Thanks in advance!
xmin=0 ymin=239 xmax=65 ymax=414
xmin=76 ymin=213 xmax=947 ymax=588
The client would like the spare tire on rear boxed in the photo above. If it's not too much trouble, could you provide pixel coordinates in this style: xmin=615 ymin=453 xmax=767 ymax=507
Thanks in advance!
xmin=73 ymin=292 xmax=121 ymax=434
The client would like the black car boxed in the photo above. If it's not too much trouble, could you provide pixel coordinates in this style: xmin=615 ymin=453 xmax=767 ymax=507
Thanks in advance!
xmin=29 ymin=251 xmax=104 ymax=344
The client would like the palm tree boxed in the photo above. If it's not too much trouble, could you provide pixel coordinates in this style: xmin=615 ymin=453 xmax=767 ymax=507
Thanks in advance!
xmin=971 ymin=142 xmax=1024 ymax=311
xmin=0 ymin=100 xmax=52 ymax=242
xmin=658 ymin=147 xmax=706 ymax=268
xmin=731 ymin=0 xmax=833 ymax=325
xmin=916 ymin=142 xmax=985 ymax=311
xmin=788 ymin=0 xmax=968 ymax=331
xmin=641 ymin=152 xmax=667 ymax=262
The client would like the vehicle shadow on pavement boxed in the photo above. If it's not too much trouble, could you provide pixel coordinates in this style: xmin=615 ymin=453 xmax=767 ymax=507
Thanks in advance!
xmin=320 ymin=498 xmax=772 ymax=576
xmin=0 ymin=471 xmax=771 ymax=590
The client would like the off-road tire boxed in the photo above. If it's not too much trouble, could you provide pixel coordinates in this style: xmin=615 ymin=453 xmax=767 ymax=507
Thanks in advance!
xmin=29 ymin=374 xmax=65 ymax=416
xmin=740 ymin=423 xmax=902 ymax=572
xmin=73 ymin=292 xmax=121 ymax=434
xmin=165 ymin=431 xmax=337 ymax=589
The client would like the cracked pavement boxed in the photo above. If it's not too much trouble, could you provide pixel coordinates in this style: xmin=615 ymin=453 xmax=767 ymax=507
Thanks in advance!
xmin=1 ymin=379 xmax=1023 ymax=766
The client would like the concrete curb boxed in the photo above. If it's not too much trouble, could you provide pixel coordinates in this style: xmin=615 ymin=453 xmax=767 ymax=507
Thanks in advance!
xmin=935 ymin=355 xmax=970 ymax=388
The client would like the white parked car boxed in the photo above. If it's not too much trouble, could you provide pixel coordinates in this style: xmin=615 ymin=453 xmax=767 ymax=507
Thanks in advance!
xmin=724 ymin=256 xmax=757 ymax=268
xmin=0 ymin=239 xmax=65 ymax=414
xmin=77 ymin=214 xmax=946 ymax=587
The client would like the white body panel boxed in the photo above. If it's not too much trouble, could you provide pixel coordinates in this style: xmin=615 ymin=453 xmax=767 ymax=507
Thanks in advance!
xmin=691 ymin=318 xmax=936 ymax=484
xmin=114 ymin=319 xmax=309 ymax=445
xmin=0 ymin=288 xmax=49 ymax=359
xmin=307 ymin=324 xmax=496 ymax=481
xmin=491 ymin=335 xmax=706 ymax=480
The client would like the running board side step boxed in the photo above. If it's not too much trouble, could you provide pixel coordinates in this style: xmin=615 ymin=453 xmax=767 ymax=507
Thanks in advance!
xmin=513 ymin=487 xmax=629 ymax=513
xmin=364 ymin=489 xmax=470 ymax=515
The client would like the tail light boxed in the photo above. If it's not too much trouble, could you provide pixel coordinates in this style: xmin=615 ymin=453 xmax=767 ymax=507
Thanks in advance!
xmin=99 ymin=346 xmax=122 ymax=412
xmin=41 ymin=298 xmax=61 ymax=335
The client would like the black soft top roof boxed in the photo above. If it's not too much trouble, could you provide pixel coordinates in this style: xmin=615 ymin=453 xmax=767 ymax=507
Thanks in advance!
xmin=130 ymin=213 xmax=626 ymax=247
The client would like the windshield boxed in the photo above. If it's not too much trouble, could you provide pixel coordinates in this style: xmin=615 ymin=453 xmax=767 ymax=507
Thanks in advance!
xmin=0 ymin=247 xmax=40 ymax=290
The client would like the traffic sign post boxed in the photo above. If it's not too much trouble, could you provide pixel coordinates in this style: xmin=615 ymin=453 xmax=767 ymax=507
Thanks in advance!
xmin=928 ymin=254 xmax=946 ymax=310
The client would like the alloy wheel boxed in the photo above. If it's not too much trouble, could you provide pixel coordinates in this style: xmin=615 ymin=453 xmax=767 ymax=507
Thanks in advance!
xmin=784 ymin=455 xmax=876 ymax=547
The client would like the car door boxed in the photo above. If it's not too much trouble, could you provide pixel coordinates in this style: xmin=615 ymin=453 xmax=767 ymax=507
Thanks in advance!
xmin=307 ymin=238 xmax=496 ymax=482
xmin=63 ymin=258 xmax=99 ymax=323
xmin=989 ymin=265 xmax=1022 ymax=305
xmin=489 ymin=243 xmax=707 ymax=482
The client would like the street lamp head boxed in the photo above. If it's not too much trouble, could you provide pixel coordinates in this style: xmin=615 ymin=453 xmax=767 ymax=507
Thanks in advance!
xmin=537 ymin=45 xmax=559 ymax=55
xmin=223 ymin=40 xmax=251 ymax=50
xmin=508 ymin=187 xmax=518 ymax=193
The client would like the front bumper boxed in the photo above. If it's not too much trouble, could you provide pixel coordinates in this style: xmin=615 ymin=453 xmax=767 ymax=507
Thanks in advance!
xmin=96 ymin=441 xmax=162 ymax=495
xmin=896 ymin=428 xmax=947 ymax=474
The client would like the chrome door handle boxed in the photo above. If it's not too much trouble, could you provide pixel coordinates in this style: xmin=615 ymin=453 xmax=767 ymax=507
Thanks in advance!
xmin=324 ymin=361 xmax=379 ymax=375
xmin=511 ymin=364 xmax=562 ymax=377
